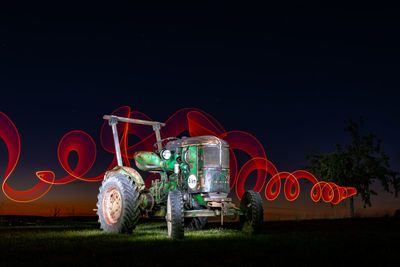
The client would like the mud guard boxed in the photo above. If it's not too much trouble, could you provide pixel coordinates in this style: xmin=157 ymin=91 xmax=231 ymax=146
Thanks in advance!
xmin=104 ymin=166 xmax=145 ymax=191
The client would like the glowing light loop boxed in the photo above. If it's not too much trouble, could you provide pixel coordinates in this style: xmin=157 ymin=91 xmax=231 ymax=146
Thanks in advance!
xmin=0 ymin=107 xmax=357 ymax=203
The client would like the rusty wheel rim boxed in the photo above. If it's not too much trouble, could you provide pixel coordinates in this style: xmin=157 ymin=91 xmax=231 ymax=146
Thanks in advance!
xmin=103 ymin=186 xmax=122 ymax=225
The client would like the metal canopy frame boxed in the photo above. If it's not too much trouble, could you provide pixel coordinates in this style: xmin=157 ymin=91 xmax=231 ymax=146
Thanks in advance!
xmin=103 ymin=114 xmax=165 ymax=166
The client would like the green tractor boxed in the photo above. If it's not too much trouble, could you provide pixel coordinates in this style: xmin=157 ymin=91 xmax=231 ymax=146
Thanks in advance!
xmin=97 ymin=114 xmax=263 ymax=239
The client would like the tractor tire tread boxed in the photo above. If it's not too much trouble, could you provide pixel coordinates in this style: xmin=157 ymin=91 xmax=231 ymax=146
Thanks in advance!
xmin=240 ymin=190 xmax=264 ymax=234
xmin=168 ymin=190 xmax=184 ymax=240
xmin=96 ymin=174 xmax=140 ymax=233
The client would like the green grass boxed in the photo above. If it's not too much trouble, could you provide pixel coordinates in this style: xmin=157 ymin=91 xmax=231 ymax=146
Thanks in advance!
xmin=1 ymin=218 xmax=399 ymax=266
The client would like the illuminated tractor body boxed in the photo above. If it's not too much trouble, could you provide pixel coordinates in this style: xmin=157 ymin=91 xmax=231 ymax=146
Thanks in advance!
xmin=97 ymin=115 xmax=263 ymax=239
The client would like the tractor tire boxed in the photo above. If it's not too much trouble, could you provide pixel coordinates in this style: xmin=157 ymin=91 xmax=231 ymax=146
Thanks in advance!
xmin=185 ymin=217 xmax=208 ymax=231
xmin=240 ymin=190 xmax=264 ymax=234
xmin=96 ymin=173 xmax=140 ymax=233
xmin=184 ymin=201 xmax=208 ymax=230
xmin=166 ymin=190 xmax=184 ymax=240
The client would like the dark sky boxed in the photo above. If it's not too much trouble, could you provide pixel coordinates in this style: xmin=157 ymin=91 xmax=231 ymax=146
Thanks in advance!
xmin=0 ymin=5 xmax=399 ymax=216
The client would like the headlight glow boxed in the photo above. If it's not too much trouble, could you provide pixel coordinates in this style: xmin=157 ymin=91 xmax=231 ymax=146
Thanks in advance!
xmin=161 ymin=149 xmax=172 ymax=160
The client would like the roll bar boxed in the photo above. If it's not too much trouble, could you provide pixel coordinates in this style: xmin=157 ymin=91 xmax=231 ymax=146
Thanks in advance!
xmin=103 ymin=115 xmax=165 ymax=166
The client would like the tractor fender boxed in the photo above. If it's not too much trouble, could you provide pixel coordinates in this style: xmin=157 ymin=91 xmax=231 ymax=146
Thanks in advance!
xmin=104 ymin=166 xmax=145 ymax=191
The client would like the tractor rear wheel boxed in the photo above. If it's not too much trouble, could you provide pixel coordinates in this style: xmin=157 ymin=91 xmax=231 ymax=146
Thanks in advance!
xmin=166 ymin=190 xmax=184 ymax=240
xmin=97 ymin=173 xmax=140 ymax=233
xmin=240 ymin=190 xmax=263 ymax=234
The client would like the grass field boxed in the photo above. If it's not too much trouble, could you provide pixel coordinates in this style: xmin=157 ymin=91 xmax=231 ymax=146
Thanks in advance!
xmin=0 ymin=217 xmax=399 ymax=266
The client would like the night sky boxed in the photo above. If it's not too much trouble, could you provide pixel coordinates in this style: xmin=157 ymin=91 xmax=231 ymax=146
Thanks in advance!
xmin=0 ymin=5 xmax=399 ymax=217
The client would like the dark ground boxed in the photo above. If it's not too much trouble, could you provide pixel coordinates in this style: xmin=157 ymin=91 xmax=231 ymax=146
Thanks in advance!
xmin=0 ymin=217 xmax=399 ymax=266
xmin=0 ymin=218 xmax=400 ymax=266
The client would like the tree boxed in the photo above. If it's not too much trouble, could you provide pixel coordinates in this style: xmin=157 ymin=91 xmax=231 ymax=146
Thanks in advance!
xmin=306 ymin=117 xmax=399 ymax=217
xmin=52 ymin=206 xmax=61 ymax=217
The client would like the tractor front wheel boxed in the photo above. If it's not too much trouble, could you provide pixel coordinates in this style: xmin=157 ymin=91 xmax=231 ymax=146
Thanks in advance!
xmin=240 ymin=190 xmax=264 ymax=234
xmin=166 ymin=190 xmax=184 ymax=240
xmin=97 ymin=173 xmax=140 ymax=233
xmin=185 ymin=217 xmax=208 ymax=230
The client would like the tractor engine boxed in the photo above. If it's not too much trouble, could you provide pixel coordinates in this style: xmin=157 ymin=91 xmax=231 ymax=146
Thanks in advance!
xmin=166 ymin=136 xmax=230 ymax=193
xmin=134 ymin=135 xmax=230 ymax=210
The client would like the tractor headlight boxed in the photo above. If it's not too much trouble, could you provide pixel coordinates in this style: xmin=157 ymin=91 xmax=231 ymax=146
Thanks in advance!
xmin=188 ymin=174 xmax=197 ymax=189
xmin=161 ymin=149 xmax=172 ymax=160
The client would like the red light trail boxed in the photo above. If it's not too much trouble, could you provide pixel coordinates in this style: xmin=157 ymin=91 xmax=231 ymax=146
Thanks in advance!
xmin=0 ymin=107 xmax=357 ymax=203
